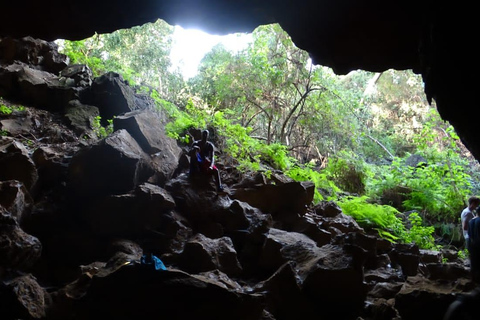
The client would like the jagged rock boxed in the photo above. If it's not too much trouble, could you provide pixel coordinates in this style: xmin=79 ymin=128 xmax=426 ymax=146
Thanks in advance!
xmin=389 ymin=243 xmax=420 ymax=276
xmin=366 ymin=253 xmax=393 ymax=270
xmin=63 ymin=99 xmax=99 ymax=137
xmin=65 ymin=266 xmax=264 ymax=320
xmin=259 ymin=228 xmax=321 ymax=274
xmin=303 ymin=208 xmax=363 ymax=240
xmin=292 ymin=215 xmax=332 ymax=247
xmin=0 ymin=36 xmax=68 ymax=73
xmin=84 ymin=183 xmax=176 ymax=236
xmin=135 ymin=182 xmax=176 ymax=210
xmin=166 ymin=173 xmax=230 ymax=219
xmin=232 ymin=180 xmax=315 ymax=220
xmin=114 ymin=109 xmax=179 ymax=154
xmin=114 ymin=109 xmax=182 ymax=185
xmin=59 ymin=64 xmax=93 ymax=87
xmin=32 ymin=145 xmax=74 ymax=192
xmin=253 ymin=262 xmax=315 ymax=320
xmin=364 ymin=267 xmax=405 ymax=284
xmin=150 ymin=212 xmax=192 ymax=256
xmin=0 ymin=207 xmax=42 ymax=270
xmin=394 ymin=275 xmax=462 ymax=320
xmin=0 ymin=273 xmax=47 ymax=319
xmin=80 ymin=72 xmax=140 ymax=122
xmin=0 ymin=180 xmax=33 ymax=226
xmin=67 ymin=129 xmax=154 ymax=202
xmin=419 ymin=249 xmax=442 ymax=264
xmin=362 ymin=298 xmax=398 ymax=320
xmin=0 ymin=63 xmax=79 ymax=111
xmin=178 ymin=233 xmax=243 ymax=277
xmin=256 ymin=228 xmax=367 ymax=317
xmin=314 ymin=200 xmax=343 ymax=217
xmin=0 ymin=138 xmax=38 ymax=191
xmin=300 ymin=244 xmax=367 ymax=319
xmin=425 ymin=262 xmax=471 ymax=281
xmin=0 ymin=116 xmax=32 ymax=136
xmin=368 ymin=282 xmax=404 ymax=299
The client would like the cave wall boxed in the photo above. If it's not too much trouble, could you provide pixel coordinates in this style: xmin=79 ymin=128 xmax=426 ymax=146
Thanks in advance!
xmin=1 ymin=0 xmax=479 ymax=160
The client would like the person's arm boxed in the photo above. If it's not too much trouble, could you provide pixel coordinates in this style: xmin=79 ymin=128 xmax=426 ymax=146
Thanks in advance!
xmin=189 ymin=141 xmax=199 ymax=156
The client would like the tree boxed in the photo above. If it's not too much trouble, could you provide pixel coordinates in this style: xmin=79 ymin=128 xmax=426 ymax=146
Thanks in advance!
xmin=190 ymin=24 xmax=365 ymax=162
xmin=59 ymin=19 xmax=186 ymax=105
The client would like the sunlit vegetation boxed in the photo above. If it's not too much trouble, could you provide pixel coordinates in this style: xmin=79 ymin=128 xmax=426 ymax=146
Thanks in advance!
xmin=58 ymin=20 xmax=480 ymax=249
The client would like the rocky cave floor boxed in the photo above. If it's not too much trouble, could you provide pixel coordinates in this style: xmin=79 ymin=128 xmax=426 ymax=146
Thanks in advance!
xmin=0 ymin=37 xmax=478 ymax=320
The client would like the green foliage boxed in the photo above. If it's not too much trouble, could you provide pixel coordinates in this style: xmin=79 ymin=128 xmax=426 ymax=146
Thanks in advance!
xmin=338 ymin=196 xmax=437 ymax=249
xmin=458 ymin=249 xmax=468 ymax=260
xmin=365 ymin=110 xmax=472 ymax=222
xmin=60 ymin=38 xmax=109 ymax=77
xmin=0 ymin=104 xmax=24 ymax=115
xmin=0 ymin=104 xmax=12 ymax=115
xmin=92 ymin=116 xmax=114 ymax=139
xmin=58 ymin=20 xmax=185 ymax=104
xmin=286 ymin=165 xmax=340 ymax=203
xmin=164 ymin=99 xmax=207 ymax=143
xmin=339 ymin=196 xmax=405 ymax=242
xmin=59 ymin=20 xmax=479 ymax=249
xmin=324 ymin=151 xmax=368 ymax=194
xmin=403 ymin=212 xmax=437 ymax=250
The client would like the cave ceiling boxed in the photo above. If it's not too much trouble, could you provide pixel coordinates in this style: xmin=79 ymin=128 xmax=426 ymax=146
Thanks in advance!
xmin=1 ymin=0 xmax=479 ymax=160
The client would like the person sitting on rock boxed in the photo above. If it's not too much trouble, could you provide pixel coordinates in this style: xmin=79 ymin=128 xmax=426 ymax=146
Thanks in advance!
xmin=189 ymin=129 xmax=223 ymax=192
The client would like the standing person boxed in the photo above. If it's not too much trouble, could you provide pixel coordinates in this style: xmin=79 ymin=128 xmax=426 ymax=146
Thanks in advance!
xmin=189 ymin=129 xmax=224 ymax=192
xmin=461 ymin=196 xmax=480 ymax=249
xmin=468 ymin=209 xmax=480 ymax=283
xmin=443 ymin=208 xmax=480 ymax=320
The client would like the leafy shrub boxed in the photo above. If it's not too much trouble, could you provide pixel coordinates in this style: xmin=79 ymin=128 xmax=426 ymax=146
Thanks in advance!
xmin=338 ymin=196 xmax=437 ymax=249
xmin=92 ymin=116 xmax=114 ymax=139
xmin=286 ymin=165 xmax=340 ymax=203
xmin=338 ymin=196 xmax=405 ymax=242
xmin=324 ymin=153 xmax=367 ymax=194
xmin=403 ymin=212 xmax=437 ymax=249
xmin=0 ymin=104 xmax=12 ymax=115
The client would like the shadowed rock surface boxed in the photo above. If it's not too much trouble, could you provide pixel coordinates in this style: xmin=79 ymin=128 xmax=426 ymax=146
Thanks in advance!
xmin=0 ymin=30 xmax=477 ymax=320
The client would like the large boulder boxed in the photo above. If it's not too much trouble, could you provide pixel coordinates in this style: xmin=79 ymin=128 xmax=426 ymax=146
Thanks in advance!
xmin=84 ymin=183 xmax=176 ymax=236
xmin=57 ymin=266 xmax=264 ymax=320
xmin=113 ymin=109 xmax=182 ymax=185
xmin=0 ymin=273 xmax=48 ymax=319
xmin=257 ymin=228 xmax=366 ymax=319
xmin=0 ymin=207 xmax=42 ymax=271
xmin=178 ymin=233 xmax=243 ymax=276
xmin=253 ymin=262 xmax=315 ymax=320
xmin=80 ymin=72 xmax=141 ymax=122
xmin=232 ymin=180 xmax=315 ymax=219
xmin=63 ymin=99 xmax=99 ymax=138
xmin=0 ymin=180 xmax=33 ymax=227
xmin=67 ymin=129 xmax=154 ymax=203
xmin=394 ymin=275 xmax=463 ymax=320
xmin=0 ymin=36 xmax=68 ymax=73
xmin=0 ymin=63 xmax=79 ymax=111
xmin=0 ymin=138 xmax=38 ymax=191
xmin=300 ymin=244 xmax=367 ymax=319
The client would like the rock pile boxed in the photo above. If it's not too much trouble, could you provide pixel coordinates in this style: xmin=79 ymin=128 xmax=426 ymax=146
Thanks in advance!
xmin=0 ymin=37 xmax=475 ymax=320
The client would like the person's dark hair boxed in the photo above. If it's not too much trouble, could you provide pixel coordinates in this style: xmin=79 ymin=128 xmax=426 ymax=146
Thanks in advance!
xmin=469 ymin=196 xmax=480 ymax=205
